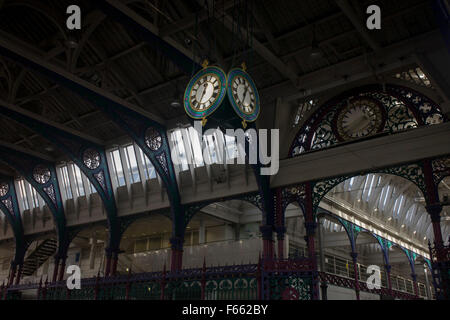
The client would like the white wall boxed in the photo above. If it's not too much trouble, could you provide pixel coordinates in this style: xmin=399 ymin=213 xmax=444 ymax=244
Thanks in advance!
xmin=322 ymin=284 xmax=380 ymax=300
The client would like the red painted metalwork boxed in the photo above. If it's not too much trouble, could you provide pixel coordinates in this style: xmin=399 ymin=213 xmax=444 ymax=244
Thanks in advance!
xmin=15 ymin=264 xmax=22 ymax=285
xmin=58 ymin=258 xmax=66 ymax=282
xmin=350 ymin=252 xmax=360 ymax=300
xmin=7 ymin=263 xmax=16 ymax=286
xmin=52 ymin=257 xmax=59 ymax=282
xmin=318 ymin=272 xmax=418 ymax=300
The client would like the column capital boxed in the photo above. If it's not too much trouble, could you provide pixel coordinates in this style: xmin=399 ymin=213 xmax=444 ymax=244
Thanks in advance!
xmin=274 ymin=226 xmax=286 ymax=237
xmin=260 ymin=225 xmax=274 ymax=240
xmin=350 ymin=252 xmax=358 ymax=260
xmin=170 ymin=236 xmax=184 ymax=251
xmin=305 ymin=221 xmax=317 ymax=236
xmin=426 ymin=204 xmax=443 ymax=222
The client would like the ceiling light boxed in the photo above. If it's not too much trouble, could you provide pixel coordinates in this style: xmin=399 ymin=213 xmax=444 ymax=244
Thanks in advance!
xmin=413 ymin=231 xmax=417 ymax=234
xmin=423 ymin=236 xmax=427 ymax=240
xmin=310 ymin=24 xmax=323 ymax=59
xmin=170 ymin=82 xmax=182 ymax=108
xmin=401 ymin=224 xmax=405 ymax=228
xmin=388 ymin=217 xmax=392 ymax=221
xmin=310 ymin=42 xmax=323 ymax=59
xmin=65 ymin=38 xmax=78 ymax=49
xmin=170 ymin=100 xmax=181 ymax=108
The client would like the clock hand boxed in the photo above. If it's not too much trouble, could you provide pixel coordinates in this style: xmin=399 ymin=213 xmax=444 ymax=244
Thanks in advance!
xmin=242 ymin=85 xmax=250 ymax=107
xmin=199 ymin=83 xmax=208 ymax=104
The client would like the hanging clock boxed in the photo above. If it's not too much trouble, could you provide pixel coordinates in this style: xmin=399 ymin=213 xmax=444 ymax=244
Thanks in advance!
xmin=184 ymin=61 xmax=227 ymax=126
xmin=227 ymin=66 xmax=260 ymax=128
xmin=334 ymin=97 xmax=386 ymax=141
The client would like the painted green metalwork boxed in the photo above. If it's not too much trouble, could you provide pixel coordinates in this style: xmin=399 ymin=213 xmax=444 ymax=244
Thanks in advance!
xmin=311 ymin=162 xmax=428 ymax=213
xmin=0 ymin=105 xmax=121 ymax=254
xmin=290 ymin=84 xmax=445 ymax=157
xmin=0 ymin=175 xmax=27 ymax=266
xmin=0 ymin=146 xmax=68 ymax=258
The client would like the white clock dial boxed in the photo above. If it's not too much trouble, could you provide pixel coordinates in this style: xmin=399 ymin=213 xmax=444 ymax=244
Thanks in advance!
xmin=336 ymin=99 xmax=383 ymax=140
xmin=232 ymin=76 xmax=256 ymax=114
xmin=190 ymin=74 xmax=221 ymax=111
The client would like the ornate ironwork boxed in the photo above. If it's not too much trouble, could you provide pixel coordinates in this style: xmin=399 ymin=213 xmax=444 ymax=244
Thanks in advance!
xmin=281 ymin=185 xmax=306 ymax=213
xmin=83 ymin=148 xmax=101 ymax=170
xmin=432 ymin=157 xmax=450 ymax=185
xmin=156 ymin=153 xmax=168 ymax=175
xmin=0 ymin=182 xmax=9 ymax=197
xmin=312 ymin=176 xmax=350 ymax=211
xmin=312 ymin=162 xmax=427 ymax=213
xmin=43 ymin=185 xmax=57 ymax=207
xmin=319 ymin=272 xmax=418 ymax=300
xmin=145 ymin=127 xmax=162 ymax=151
xmin=290 ymin=84 xmax=445 ymax=157
xmin=93 ymin=171 xmax=106 ymax=192
xmin=33 ymin=165 xmax=51 ymax=184
xmin=1 ymin=197 xmax=14 ymax=216
xmin=241 ymin=193 xmax=263 ymax=211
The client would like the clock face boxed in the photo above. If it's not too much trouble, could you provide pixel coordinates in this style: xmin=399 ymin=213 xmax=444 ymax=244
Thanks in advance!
xmin=231 ymin=76 xmax=256 ymax=114
xmin=336 ymin=98 xmax=385 ymax=141
xmin=227 ymin=68 xmax=260 ymax=122
xmin=190 ymin=74 xmax=221 ymax=111
xmin=184 ymin=66 xmax=227 ymax=119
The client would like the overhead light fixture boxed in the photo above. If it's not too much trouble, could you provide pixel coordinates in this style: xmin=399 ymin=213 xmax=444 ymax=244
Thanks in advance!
xmin=310 ymin=24 xmax=323 ymax=59
xmin=170 ymin=81 xmax=182 ymax=108
xmin=64 ymin=34 xmax=79 ymax=49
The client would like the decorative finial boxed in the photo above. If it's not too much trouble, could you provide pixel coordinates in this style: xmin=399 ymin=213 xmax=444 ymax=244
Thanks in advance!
xmin=201 ymin=117 xmax=208 ymax=127
xmin=241 ymin=120 xmax=247 ymax=129
xmin=241 ymin=62 xmax=247 ymax=72
xmin=202 ymin=59 xmax=209 ymax=69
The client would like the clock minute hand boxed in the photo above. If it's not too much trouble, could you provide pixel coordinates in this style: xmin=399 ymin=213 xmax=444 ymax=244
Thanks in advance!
xmin=199 ymin=83 xmax=208 ymax=103
xmin=242 ymin=85 xmax=250 ymax=106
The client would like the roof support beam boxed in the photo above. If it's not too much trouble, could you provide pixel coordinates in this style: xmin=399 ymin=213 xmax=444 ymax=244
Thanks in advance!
xmin=335 ymin=0 xmax=381 ymax=52
xmin=0 ymin=99 xmax=104 ymax=145
xmin=220 ymin=8 xmax=300 ymax=87
xmin=281 ymin=30 xmax=444 ymax=103
xmin=0 ymin=31 xmax=165 ymax=125
xmin=98 ymin=0 xmax=201 ymax=74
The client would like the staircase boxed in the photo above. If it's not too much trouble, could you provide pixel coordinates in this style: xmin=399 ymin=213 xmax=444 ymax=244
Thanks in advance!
xmin=22 ymin=239 xmax=57 ymax=276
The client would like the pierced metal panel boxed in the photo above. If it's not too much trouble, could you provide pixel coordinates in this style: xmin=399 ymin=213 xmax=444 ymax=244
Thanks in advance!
xmin=290 ymin=85 xmax=444 ymax=157
xmin=145 ymin=127 xmax=162 ymax=151
xmin=83 ymin=148 xmax=101 ymax=170
xmin=0 ymin=182 xmax=9 ymax=197
xmin=33 ymin=165 xmax=51 ymax=184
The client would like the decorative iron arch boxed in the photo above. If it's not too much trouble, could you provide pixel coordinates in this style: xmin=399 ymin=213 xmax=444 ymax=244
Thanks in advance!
xmin=311 ymin=165 xmax=428 ymax=214
xmin=316 ymin=209 xmax=356 ymax=252
xmin=432 ymin=156 xmax=450 ymax=186
xmin=183 ymin=192 xmax=265 ymax=231
xmin=391 ymin=243 xmax=418 ymax=275
xmin=289 ymin=84 xmax=445 ymax=157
